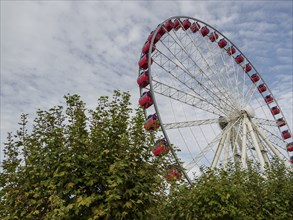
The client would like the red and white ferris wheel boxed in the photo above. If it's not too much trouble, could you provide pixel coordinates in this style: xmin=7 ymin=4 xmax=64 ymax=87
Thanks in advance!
xmin=137 ymin=16 xmax=293 ymax=183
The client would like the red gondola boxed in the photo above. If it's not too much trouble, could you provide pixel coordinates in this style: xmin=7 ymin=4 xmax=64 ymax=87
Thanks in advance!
xmin=271 ymin=106 xmax=280 ymax=115
xmin=137 ymin=71 xmax=149 ymax=88
xmin=287 ymin=142 xmax=293 ymax=152
xmin=276 ymin=118 xmax=286 ymax=127
xmin=244 ymin=64 xmax=252 ymax=73
xmin=157 ymin=25 xmax=166 ymax=36
xmin=264 ymin=95 xmax=274 ymax=104
xmin=148 ymin=31 xmax=162 ymax=44
xmin=282 ymin=130 xmax=291 ymax=139
xmin=139 ymin=91 xmax=153 ymax=109
xmin=258 ymin=84 xmax=266 ymax=93
xmin=182 ymin=19 xmax=191 ymax=30
xmin=201 ymin=26 xmax=210 ymax=37
xmin=235 ymin=55 xmax=244 ymax=64
xmin=152 ymin=139 xmax=170 ymax=156
xmin=165 ymin=165 xmax=182 ymax=181
xmin=142 ymin=41 xmax=156 ymax=55
xmin=164 ymin=20 xmax=173 ymax=32
xmin=227 ymin=46 xmax=236 ymax=55
xmin=209 ymin=32 xmax=219 ymax=42
xmin=290 ymin=156 xmax=293 ymax=164
xmin=251 ymin=73 xmax=260 ymax=83
xmin=144 ymin=114 xmax=160 ymax=131
xmin=138 ymin=55 xmax=153 ymax=70
xmin=190 ymin=22 xmax=201 ymax=33
xmin=218 ymin=38 xmax=227 ymax=48
xmin=173 ymin=19 xmax=182 ymax=31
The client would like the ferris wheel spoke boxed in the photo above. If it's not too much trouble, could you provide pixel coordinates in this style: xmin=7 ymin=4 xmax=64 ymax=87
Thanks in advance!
xmin=246 ymin=138 xmax=260 ymax=163
xmin=229 ymin=122 xmax=243 ymax=165
xmin=153 ymin=48 xmax=236 ymax=115
xmin=238 ymin=134 xmax=258 ymax=168
xmin=255 ymin=128 xmax=271 ymax=165
xmin=175 ymin=24 xmax=242 ymax=109
xmin=251 ymin=122 xmax=290 ymax=166
xmin=159 ymin=29 xmax=237 ymax=110
xmin=166 ymin=30 xmax=238 ymax=111
xmin=244 ymin=117 xmax=284 ymax=168
xmin=151 ymin=80 xmax=227 ymax=115
xmin=211 ymin=132 xmax=228 ymax=168
xmin=253 ymin=118 xmax=277 ymax=127
xmin=196 ymin=35 xmax=241 ymax=107
xmin=173 ymin=26 xmax=232 ymax=94
xmin=243 ymin=82 xmax=260 ymax=106
xmin=223 ymin=130 xmax=234 ymax=169
xmin=241 ymin=116 xmax=248 ymax=167
xmin=245 ymin=117 xmax=266 ymax=170
xmin=185 ymin=133 xmax=223 ymax=170
xmin=163 ymin=118 xmax=219 ymax=130
xmin=254 ymin=123 xmax=289 ymax=153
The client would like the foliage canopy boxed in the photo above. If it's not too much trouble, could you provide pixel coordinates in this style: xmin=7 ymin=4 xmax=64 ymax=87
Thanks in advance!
xmin=0 ymin=91 xmax=165 ymax=219
xmin=158 ymin=161 xmax=293 ymax=220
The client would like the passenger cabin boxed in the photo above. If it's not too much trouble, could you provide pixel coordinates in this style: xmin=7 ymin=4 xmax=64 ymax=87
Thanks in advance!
xmin=258 ymin=84 xmax=267 ymax=93
xmin=142 ymin=41 xmax=156 ymax=55
xmin=264 ymin=95 xmax=274 ymax=104
xmin=244 ymin=64 xmax=252 ymax=73
xmin=153 ymin=139 xmax=170 ymax=156
xmin=164 ymin=20 xmax=173 ymax=32
xmin=235 ymin=55 xmax=244 ymax=64
xmin=137 ymin=71 xmax=149 ymax=88
xmin=165 ymin=166 xmax=182 ymax=181
xmin=251 ymin=73 xmax=260 ymax=83
xmin=290 ymin=156 xmax=293 ymax=164
xmin=271 ymin=106 xmax=280 ymax=115
xmin=144 ymin=114 xmax=160 ymax=131
xmin=282 ymin=130 xmax=291 ymax=139
xmin=209 ymin=32 xmax=219 ymax=42
xmin=148 ymin=31 xmax=162 ymax=44
xmin=139 ymin=91 xmax=153 ymax=109
xmin=218 ymin=38 xmax=227 ymax=48
xmin=227 ymin=46 xmax=236 ymax=55
xmin=190 ymin=22 xmax=201 ymax=33
xmin=138 ymin=55 xmax=153 ymax=70
xmin=173 ymin=19 xmax=182 ymax=31
xmin=201 ymin=26 xmax=210 ymax=37
xmin=287 ymin=142 xmax=293 ymax=152
xmin=182 ymin=19 xmax=191 ymax=30
xmin=276 ymin=118 xmax=286 ymax=127
xmin=157 ymin=25 xmax=166 ymax=36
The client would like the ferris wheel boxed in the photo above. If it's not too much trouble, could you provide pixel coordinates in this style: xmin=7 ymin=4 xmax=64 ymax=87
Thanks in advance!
xmin=137 ymin=16 xmax=293 ymax=183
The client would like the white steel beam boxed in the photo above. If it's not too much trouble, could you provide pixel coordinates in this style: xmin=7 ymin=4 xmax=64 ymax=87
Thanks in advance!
xmin=245 ymin=117 xmax=265 ymax=171
xmin=251 ymin=121 xmax=291 ymax=168
xmin=151 ymin=80 xmax=225 ymax=115
xmin=254 ymin=118 xmax=277 ymax=127
xmin=241 ymin=115 xmax=248 ymax=168
xmin=256 ymin=132 xmax=270 ymax=166
xmin=223 ymin=130 xmax=232 ymax=169
xmin=163 ymin=118 xmax=219 ymax=130
xmin=211 ymin=133 xmax=227 ymax=169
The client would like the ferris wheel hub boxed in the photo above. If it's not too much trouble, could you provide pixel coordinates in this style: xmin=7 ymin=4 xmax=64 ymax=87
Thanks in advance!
xmin=242 ymin=105 xmax=255 ymax=118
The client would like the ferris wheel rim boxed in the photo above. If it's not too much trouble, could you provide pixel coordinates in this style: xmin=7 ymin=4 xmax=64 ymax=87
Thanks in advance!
xmin=138 ymin=15 xmax=292 ymax=182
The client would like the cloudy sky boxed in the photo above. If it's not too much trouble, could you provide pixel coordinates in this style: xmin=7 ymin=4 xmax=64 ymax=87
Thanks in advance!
xmin=1 ymin=1 xmax=292 ymax=163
